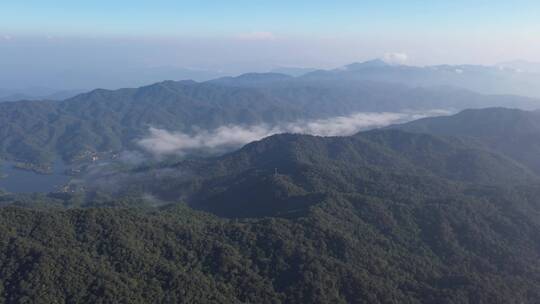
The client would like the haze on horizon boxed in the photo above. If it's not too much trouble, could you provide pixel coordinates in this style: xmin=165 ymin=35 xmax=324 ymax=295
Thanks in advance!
xmin=1 ymin=0 xmax=540 ymax=90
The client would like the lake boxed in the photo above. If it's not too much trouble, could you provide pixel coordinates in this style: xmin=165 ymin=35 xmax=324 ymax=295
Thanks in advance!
xmin=0 ymin=159 xmax=70 ymax=193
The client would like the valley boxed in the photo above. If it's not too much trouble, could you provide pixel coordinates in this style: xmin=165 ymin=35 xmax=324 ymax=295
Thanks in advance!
xmin=1 ymin=62 xmax=540 ymax=303
xmin=4 ymin=2 xmax=540 ymax=303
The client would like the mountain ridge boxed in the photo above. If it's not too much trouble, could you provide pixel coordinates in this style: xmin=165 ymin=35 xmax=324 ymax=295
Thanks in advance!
xmin=2 ymin=107 xmax=540 ymax=302
xmin=2 ymin=76 xmax=538 ymax=167
xmin=390 ymin=107 xmax=540 ymax=174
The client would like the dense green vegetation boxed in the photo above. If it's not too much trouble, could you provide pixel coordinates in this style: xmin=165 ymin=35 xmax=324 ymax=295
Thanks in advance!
xmin=2 ymin=183 xmax=540 ymax=304
xmin=0 ymin=78 xmax=538 ymax=167
xmin=2 ymin=108 xmax=540 ymax=303
xmin=393 ymin=107 xmax=540 ymax=173
xmin=105 ymin=128 xmax=537 ymax=217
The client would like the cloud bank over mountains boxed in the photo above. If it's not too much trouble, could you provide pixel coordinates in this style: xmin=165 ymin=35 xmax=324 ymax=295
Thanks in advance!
xmin=138 ymin=110 xmax=450 ymax=157
xmin=383 ymin=52 xmax=409 ymax=65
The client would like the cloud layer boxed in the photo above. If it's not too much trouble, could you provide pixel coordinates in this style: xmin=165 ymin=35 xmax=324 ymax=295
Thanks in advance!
xmin=138 ymin=110 xmax=450 ymax=157
xmin=383 ymin=52 xmax=409 ymax=65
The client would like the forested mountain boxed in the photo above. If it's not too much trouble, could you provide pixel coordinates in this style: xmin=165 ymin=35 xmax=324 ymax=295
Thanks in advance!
xmin=2 ymin=120 xmax=540 ymax=302
xmin=392 ymin=107 xmax=540 ymax=174
xmin=0 ymin=77 xmax=538 ymax=167
xmin=87 ymin=125 xmax=534 ymax=217
xmin=2 ymin=188 xmax=540 ymax=304
xmin=2 ymin=107 xmax=540 ymax=302
xmin=4 ymin=0 xmax=540 ymax=302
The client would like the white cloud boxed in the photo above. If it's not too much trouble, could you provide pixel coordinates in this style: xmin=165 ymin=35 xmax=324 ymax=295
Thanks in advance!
xmin=383 ymin=52 xmax=409 ymax=65
xmin=236 ymin=31 xmax=277 ymax=41
xmin=138 ymin=110 xmax=450 ymax=157
xmin=138 ymin=125 xmax=273 ymax=156
xmin=283 ymin=112 xmax=405 ymax=136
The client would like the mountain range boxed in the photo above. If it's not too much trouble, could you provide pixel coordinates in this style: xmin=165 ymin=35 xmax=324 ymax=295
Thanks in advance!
xmin=5 ymin=58 xmax=540 ymax=97
xmin=298 ymin=59 xmax=540 ymax=98
xmin=1 ymin=66 xmax=539 ymax=167
xmin=2 ymin=59 xmax=540 ymax=302
xmin=83 ymin=107 xmax=540 ymax=216
xmin=2 ymin=107 xmax=540 ymax=302
xmin=391 ymin=107 xmax=540 ymax=174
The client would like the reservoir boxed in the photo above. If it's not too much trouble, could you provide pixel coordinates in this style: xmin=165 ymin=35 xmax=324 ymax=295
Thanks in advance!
xmin=0 ymin=159 xmax=70 ymax=193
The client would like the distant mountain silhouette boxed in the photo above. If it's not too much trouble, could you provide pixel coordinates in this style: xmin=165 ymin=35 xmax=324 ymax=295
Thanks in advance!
xmin=300 ymin=59 xmax=540 ymax=98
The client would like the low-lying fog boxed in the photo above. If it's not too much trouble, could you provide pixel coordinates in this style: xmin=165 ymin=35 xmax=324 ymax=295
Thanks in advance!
xmin=138 ymin=110 xmax=451 ymax=157
xmin=1 ymin=109 xmax=451 ymax=194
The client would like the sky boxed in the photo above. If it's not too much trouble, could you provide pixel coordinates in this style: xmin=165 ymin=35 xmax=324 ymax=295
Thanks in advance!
xmin=1 ymin=1 xmax=540 ymax=90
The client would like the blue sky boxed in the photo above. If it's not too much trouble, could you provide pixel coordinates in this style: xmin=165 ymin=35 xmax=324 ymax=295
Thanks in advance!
xmin=2 ymin=1 xmax=539 ymax=37
xmin=1 ymin=1 xmax=540 ymax=90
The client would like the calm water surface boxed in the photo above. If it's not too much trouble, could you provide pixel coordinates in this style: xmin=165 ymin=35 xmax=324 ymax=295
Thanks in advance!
xmin=0 ymin=159 xmax=70 ymax=193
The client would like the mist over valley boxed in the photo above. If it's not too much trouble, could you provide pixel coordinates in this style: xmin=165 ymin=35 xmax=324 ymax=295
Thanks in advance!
xmin=3 ymin=2 xmax=540 ymax=303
